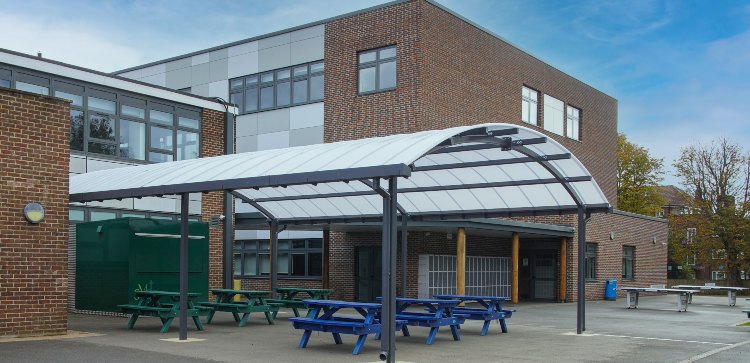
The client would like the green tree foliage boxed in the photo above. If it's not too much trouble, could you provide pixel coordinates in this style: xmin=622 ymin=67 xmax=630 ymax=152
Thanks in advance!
xmin=617 ymin=133 xmax=665 ymax=215
xmin=672 ymin=138 xmax=750 ymax=285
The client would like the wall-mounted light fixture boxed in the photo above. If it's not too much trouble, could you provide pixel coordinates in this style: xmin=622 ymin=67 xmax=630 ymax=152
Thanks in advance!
xmin=23 ymin=202 xmax=45 ymax=224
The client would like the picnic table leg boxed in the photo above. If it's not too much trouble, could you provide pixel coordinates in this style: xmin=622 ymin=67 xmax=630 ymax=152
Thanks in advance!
xmin=299 ymin=330 xmax=312 ymax=349
xmin=332 ymin=332 xmax=343 ymax=345
xmin=426 ymin=327 xmax=439 ymax=345
xmin=193 ymin=315 xmax=205 ymax=331
xmin=126 ymin=313 xmax=140 ymax=329
xmin=238 ymin=313 xmax=250 ymax=327
xmin=677 ymin=293 xmax=688 ymax=312
xmin=264 ymin=311 xmax=275 ymax=325
xmin=292 ymin=307 xmax=300 ymax=317
xmin=353 ymin=334 xmax=368 ymax=355
xmin=402 ymin=325 xmax=410 ymax=337
xmin=205 ymin=309 xmax=216 ymax=324
xmin=450 ymin=324 xmax=461 ymax=341
xmin=232 ymin=312 xmax=241 ymax=322
xmin=728 ymin=291 xmax=736 ymax=306
xmin=480 ymin=320 xmax=491 ymax=336
xmin=160 ymin=317 xmax=174 ymax=333
xmin=499 ymin=318 xmax=508 ymax=333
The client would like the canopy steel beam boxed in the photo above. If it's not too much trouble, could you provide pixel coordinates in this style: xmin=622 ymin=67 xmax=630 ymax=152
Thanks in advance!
xmin=245 ymin=175 xmax=590 ymax=204
xmin=413 ymin=153 xmax=571 ymax=172
xmin=430 ymin=137 xmax=547 ymax=155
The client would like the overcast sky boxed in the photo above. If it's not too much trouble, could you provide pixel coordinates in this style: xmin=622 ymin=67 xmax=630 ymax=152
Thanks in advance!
xmin=1 ymin=0 xmax=748 ymax=185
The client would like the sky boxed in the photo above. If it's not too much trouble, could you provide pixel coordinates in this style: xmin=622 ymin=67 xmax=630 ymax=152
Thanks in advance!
xmin=1 ymin=0 xmax=748 ymax=185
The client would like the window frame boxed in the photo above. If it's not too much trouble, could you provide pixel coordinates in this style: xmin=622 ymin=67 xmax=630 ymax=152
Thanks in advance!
xmin=228 ymin=60 xmax=324 ymax=115
xmin=622 ymin=246 xmax=634 ymax=280
xmin=358 ymin=45 xmax=397 ymax=95
xmin=233 ymin=238 xmax=323 ymax=279
xmin=566 ymin=105 xmax=581 ymax=140
xmin=521 ymin=86 xmax=539 ymax=126
xmin=585 ymin=243 xmax=597 ymax=281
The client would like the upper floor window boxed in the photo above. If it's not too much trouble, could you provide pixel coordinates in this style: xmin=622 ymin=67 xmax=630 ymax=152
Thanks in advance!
xmin=566 ymin=105 xmax=580 ymax=140
xmin=358 ymin=45 xmax=396 ymax=94
xmin=543 ymin=94 xmax=564 ymax=136
xmin=521 ymin=86 xmax=538 ymax=125
xmin=229 ymin=60 xmax=323 ymax=115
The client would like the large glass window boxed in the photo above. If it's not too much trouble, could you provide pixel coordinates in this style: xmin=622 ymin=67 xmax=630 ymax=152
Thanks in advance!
xmin=150 ymin=126 xmax=173 ymax=151
xmin=16 ymin=81 xmax=48 ymax=95
xmin=119 ymin=119 xmax=146 ymax=160
xmin=358 ymin=45 xmax=397 ymax=94
xmin=566 ymin=105 xmax=580 ymax=140
xmin=585 ymin=243 xmax=597 ymax=280
xmin=521 ymin=86 xmax=538 ymax=125
xmin=233 ymin=239 xmax=323 ymax=278
xmin=228 ymin=60 xmax=324 ymax=114
xmin=622 ymin=246 xmax=634 ymax=280
xmin=543 ymin=94 xmax=564 ymax=136
xmin=69 ymin=110 xmax=85 ymax=151
xmin=176 ymin=130 xmax=199 ymax=161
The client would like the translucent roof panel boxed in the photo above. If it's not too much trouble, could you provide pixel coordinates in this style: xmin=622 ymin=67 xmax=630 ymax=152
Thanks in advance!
xmin=71 ymin=123 xmax=610 ymax=221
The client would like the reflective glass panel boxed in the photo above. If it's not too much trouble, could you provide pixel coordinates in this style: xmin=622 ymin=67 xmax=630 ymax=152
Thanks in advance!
xmin=176 ymin=130 xmax=199 ymax=160
xmin=150 ymin=126 xmax=173 ymax=150
xmin=148 ymin=151 xmax=172 ymax=163
xmin=119 ymin=119 xmax=146 ymax=160
xmin=276 ymin=81 xmax=290 ymax=107
xmin=88 ymin=97 xmax=116 ymax=114
xmin=88 ymin=141 xmax=116 ymax=156
xmin=122 ymin=105 xmax=145 ymax=119
xmin=70 ymin=110 xmax=84 ymax=151
xmin=358 ymin=67 xmax=376 ymax=93
xmin=379 ymin=60 xmax=396 ymax=89
xmin=54 ymin=90 xmax=83 ymax=107
xmin=16 ymin=81 xmax=48 ymax=95
xmin=245 ymin=87 xmax=258 ymax=112
xmin=150 ymin=109 xmax=173 ymax=126
xmin=89 ymin=114 xmax=115 ymax=140
xmin=358 ymin=51 xmax=376 ymax=64
xmin=260 ymin=86 xmax=274 ymax=109
xmin=310 ymin=75 xmax=323 ymax=101
xmin=293 ymin=79 xmax=307 ymax=104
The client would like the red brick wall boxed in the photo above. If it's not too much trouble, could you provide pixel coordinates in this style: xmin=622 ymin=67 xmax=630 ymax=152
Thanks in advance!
xmin=0 ymin=89 xmax=70 ymax=337
xmin=200 ymin=109 xmax=226 ymax=291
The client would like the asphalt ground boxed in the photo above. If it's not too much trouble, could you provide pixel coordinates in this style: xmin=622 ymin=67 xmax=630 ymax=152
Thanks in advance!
xmin=1 ymin=295 xmax=749 ymax=363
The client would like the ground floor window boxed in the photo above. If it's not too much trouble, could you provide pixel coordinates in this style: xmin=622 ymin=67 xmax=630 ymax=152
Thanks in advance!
xmin=585 ymin=243 xmax=597 ymax=280
xmin=712 ymin=271 xmax=727 ymax=281
xmin=622 ymin=246 xmax=634 ymax=280
xmin=234 ymin=239 xmax=322 ymax=278
xmin=417 ymin=255 xmax=511 ymax=298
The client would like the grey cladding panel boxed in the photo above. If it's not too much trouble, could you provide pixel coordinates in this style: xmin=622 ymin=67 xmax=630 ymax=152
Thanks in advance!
xmin=257 ymin=109 xmax=290 ymax=134
xmin=191 ymin=63 xmax=211 ymax=86
xmin=166 ymin=67 xmax=192 ymax=89
xmin=209 ymin=58 xmax=229 ymax=83
xmin=258 ymin=44 xmax=291 ymax=72
xmin=259 ymin=33 xmax=291 ymax=50
xmin=290 ymin=36 xmax=324 ymax=65
xmin=209 ymin=48 xmax=228 ymax=61
xmin=166 ymin=57 xmax=192 ymax=71
xmin=289 ymin=126 xmax=324 ymax=147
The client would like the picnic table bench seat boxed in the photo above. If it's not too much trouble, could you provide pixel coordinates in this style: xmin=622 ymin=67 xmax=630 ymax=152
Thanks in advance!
xmin=201 ymin=289 xmax=278 ymax=327
xmin=267 ymin=299 xmax=307 ymax=318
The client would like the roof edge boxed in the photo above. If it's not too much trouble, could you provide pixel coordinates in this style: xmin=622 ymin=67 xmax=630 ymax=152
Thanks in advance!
xmin=611 ymin=209 xmax=667 ymax=223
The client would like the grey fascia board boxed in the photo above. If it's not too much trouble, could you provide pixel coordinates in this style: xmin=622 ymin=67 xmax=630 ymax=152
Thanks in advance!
xmin=423 ymin=0 xmax=616 ymax=102
xmin=0 ymin=48 xmax=228 ymax=107
xmin=70 ymin=163 xmax=412 ymax=203
xmin=612 ymin=209 xmax=668 ymax=224
xmin=112 ymin=0 xmax=410 ymax=75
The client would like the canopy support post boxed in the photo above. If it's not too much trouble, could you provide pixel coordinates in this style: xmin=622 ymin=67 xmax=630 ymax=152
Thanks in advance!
xmin=379 ymin=177 xmax=398 ymax=363
xmin=577 ymin=207 xmax=587 ymax=334
xmin=400 ymin=212 xmax=408 ymax=297
xmin=270 ymin=219 xmax=279 ymax=298
xmin=223 ymin=108 xmax=235 ymax=289
xmin=179 ymin=193 xmax=189 ymax=340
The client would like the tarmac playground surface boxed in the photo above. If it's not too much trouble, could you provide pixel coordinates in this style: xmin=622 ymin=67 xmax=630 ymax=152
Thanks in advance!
xmin=1 ymin=295 xmax=749 ymax=362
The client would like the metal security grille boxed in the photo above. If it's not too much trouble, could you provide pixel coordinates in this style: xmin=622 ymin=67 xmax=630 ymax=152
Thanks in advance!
xmin=418 ymin=255 xmax=511 ymax=298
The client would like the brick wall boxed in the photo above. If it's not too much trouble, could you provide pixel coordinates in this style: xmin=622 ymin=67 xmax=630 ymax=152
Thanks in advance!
xmin=200 ymin=109 xmax=227 ymax=291
xmin=0 ymin=89 xmax=70 ymax=337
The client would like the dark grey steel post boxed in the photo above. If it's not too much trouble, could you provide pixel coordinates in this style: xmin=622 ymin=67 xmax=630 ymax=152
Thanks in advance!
xmin=379 ymin=178 xmax=397 ymax=362
xmin=400 ymin=213 xmax=408 ymax=297
xmin=179 ymin=193 xmax=189 ymax=340
xmin=224 ymin=110 xmax=234 ymax=288
xmin=270 ymin=219 xmax=279 ymax=298
xmin=577 ymin=207 xmax=586 ymax=334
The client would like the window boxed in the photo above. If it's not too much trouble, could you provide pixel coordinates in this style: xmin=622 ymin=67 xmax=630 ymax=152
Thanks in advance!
xmin=176 ymin=130 xmax=199 ymax=160
xmin=90 ymin=210 xmax=117 ymax=221
xmin=712 ymin=271 xmax=726 ymax=281
xmin=57 ymin=88 xmax=85 ymax=151
xmin=711 ymin=249 xmax=727 ymax=260
xmin=585 ymin=243 xmax=596 ymax=280
xmin=566 ymin=105 xmax=580 ymax=140
xmin=686 ymin=252 xmax=697 ymax=266
xmin=358 ymin=45 xmax=396 ymax=94
xmin=69 ymin=209 xmax=85 ymax=222
xmin=543 ymin=94 xmax=564 ymax=136
xmin=622 ymin=246 xmax=634 ymax=280
xmin=686 ymin=228 xmax=696 ymax=244
xmin=119 ymin=119 xmax=146 ymax=160
xmin=0 ymin=68 xmax=10 ymax=88
xmin=521 ymin=86 xmax=538 ymax=125
xmin=229 ymin=61 xmax=324 ymax=114
xmin=233 ymin=239 xmax=323 ymax=278
xmin=16 ymin=81 xmax=49 ymax=95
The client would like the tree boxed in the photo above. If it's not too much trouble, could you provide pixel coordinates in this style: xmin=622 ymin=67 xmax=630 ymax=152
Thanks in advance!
xmin=617 ymin=133 xmax=665 ymax=215
xmin=673 ymin=138 xmax=750 ymax=285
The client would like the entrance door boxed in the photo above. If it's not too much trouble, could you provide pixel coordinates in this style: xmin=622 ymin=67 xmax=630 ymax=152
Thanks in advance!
xmin=356 ymin=247 xmax=381 ymax=302
xmin=532 ymin=253 xmax=556 ymax=300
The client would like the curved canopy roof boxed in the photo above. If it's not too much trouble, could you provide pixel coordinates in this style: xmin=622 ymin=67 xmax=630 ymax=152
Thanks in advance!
xmin=70 ymin=123 xmax=610 ymax=222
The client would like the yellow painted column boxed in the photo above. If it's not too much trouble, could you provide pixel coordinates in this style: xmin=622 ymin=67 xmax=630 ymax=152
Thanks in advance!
xmin=512 ymin=232 xmax=519 ymax=304
xmin=457 ymin=228 xmax=466 ymax=296
xmin=560 ymin=238 xmax=567 ymax=302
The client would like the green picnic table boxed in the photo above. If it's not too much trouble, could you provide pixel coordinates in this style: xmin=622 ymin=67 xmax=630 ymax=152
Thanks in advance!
xmin=268 ymin=287 xmax=334 ymax=318
xmin=118 ymin=290 xmax=209 ymax=333
xmin=200 ymin=289 xmax=278 ymax=327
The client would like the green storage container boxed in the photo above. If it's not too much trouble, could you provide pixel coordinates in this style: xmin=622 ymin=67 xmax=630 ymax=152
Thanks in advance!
xmin=75 ymin=218 xmax=209 ymax=312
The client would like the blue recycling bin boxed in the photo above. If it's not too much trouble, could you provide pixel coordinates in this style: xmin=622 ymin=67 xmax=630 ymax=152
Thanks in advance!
xmin=604 ymin=279 xmax=617 ymax=300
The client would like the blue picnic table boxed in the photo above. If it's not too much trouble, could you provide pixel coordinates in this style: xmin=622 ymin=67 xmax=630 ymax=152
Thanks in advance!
xmin=433 ymin=294 xmax=514 ymax=336
xmin=288 ymin=299 xmax=383 ymax=355
xmin=377 ymin=297 xmax=465 ymax=345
